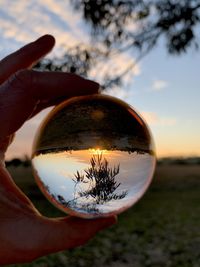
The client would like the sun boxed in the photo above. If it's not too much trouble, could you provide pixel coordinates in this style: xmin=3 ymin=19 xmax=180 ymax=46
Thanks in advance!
xmin=89 ymin=148 xmax=108 ymax=155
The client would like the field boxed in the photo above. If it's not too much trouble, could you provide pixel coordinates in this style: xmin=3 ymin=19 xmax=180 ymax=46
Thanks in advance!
xmin=7 ymin=163 xmax=200 ymax=267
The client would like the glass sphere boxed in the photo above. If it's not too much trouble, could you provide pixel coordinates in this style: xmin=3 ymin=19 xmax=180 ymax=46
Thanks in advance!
xmin=32 ymin=94 xmax=156 ymax=218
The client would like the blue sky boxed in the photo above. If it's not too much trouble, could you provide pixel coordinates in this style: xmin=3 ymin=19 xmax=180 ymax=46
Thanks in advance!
xmin=0 ymin=0 xmax=199 ymax=158
xmin=131 ymin=42 xmax=200 ymax=157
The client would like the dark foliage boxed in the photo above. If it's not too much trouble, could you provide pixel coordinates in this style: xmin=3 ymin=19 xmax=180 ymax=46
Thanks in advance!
xmin=35 ymin=1 xmax=200 ymax=89
xmin=5 ymin=156 xmax=31 ymax=167
xmin=72 ymin=0 xmax=200 ymax=54
xmin=5 ymin=158 xmax=22 ymax=167
xmin=35 ymin=46 xmax=106 ymax=77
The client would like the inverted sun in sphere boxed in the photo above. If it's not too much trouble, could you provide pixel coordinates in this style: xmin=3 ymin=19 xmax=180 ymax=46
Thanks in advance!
xmin=32 ymin=94 xmax=156 ymax=218
xmin=89 ymin=148 xmax=109 ymax=155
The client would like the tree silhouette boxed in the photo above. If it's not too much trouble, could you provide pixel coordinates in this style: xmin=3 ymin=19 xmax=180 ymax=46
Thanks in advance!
xmin=73 ymin=153 xmax=127 ymax=205
xmin=35 ymin=1 xmax=200 ymax=90
xmin=72 ymin=0 xmax=200 ymax=55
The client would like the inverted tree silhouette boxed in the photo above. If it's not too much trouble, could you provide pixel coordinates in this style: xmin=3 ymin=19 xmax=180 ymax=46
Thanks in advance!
xmin=73 ymin=153 xmax=127 ymax=205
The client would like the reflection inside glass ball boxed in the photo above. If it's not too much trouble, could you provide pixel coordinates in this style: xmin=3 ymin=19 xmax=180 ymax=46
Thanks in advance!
xmin=32 ymin=94 xmax=156 ymax=218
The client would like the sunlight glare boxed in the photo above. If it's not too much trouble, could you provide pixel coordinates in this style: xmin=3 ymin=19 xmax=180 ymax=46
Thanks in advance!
xmin=89 ymin=148 xmax=109 ymax=155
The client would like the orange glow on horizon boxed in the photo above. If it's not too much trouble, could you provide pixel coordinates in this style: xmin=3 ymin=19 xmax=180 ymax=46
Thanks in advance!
xmin=88 ymin=148 xmax=109 ymax=155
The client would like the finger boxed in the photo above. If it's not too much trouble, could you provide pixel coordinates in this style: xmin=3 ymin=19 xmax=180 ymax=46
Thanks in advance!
xmin=0 ymin=35 xmax=55 ymax=84
xmin=0 ymin=70 xmax=99 ymax=141
xmin=30 ymin=70 xmax=99 ymax=100
xmin=0 ymin=166 xmax=40 ymax=215
xmin=37 ymin=215 xmax=117 ymax=256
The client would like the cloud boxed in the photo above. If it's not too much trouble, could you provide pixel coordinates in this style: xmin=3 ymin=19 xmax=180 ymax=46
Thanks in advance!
xmin=151 ymin=79 xmax=168 ymax=91
xmin=104 ymin=87 xmax=133 ymax=101
xmin=89 ymin=51 xmax=141 ymax=86
xmin=0 ymin=0 xmax=140 ymax=82
xmin=141 ymin=111 xmax=177 ymax=126
xmin=0 ymin=0 xmax=88 ymax=58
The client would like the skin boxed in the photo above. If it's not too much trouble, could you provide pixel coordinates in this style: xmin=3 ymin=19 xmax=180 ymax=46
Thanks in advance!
xmin=0 ymin=35 xmax=116 ymax=265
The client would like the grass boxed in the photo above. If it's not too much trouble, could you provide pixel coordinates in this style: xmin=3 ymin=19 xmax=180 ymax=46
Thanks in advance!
xmin=7 ymin=164 xmax=200 ymax=267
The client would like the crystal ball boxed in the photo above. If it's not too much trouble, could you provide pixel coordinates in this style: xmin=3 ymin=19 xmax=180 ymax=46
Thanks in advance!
xmin=32 ymin=94 xmax=156 ymax=218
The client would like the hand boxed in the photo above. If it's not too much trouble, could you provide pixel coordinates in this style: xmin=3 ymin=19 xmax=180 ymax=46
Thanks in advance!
xmin=0 ymin=35 xmax=116 ymax=265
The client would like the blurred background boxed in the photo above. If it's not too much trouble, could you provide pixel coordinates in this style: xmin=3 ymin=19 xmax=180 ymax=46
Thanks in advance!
xmin=0 ymin=1 xmax=200 ymax=266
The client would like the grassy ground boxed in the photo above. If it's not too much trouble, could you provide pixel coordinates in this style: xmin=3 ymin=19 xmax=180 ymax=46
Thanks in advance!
xmin=7 ymin=163 xmax=200 ymax=267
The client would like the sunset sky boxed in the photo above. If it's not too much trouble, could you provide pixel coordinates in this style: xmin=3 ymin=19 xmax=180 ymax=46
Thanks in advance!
xmin=0 ymin=0 xmax=199 ymax=159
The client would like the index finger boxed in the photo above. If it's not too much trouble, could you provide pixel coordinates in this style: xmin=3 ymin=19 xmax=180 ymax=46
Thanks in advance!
xmin=0 ymin=35 xmax=55 ymax=84
xmin=0 ymin=70 xmax=99 ymax=140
